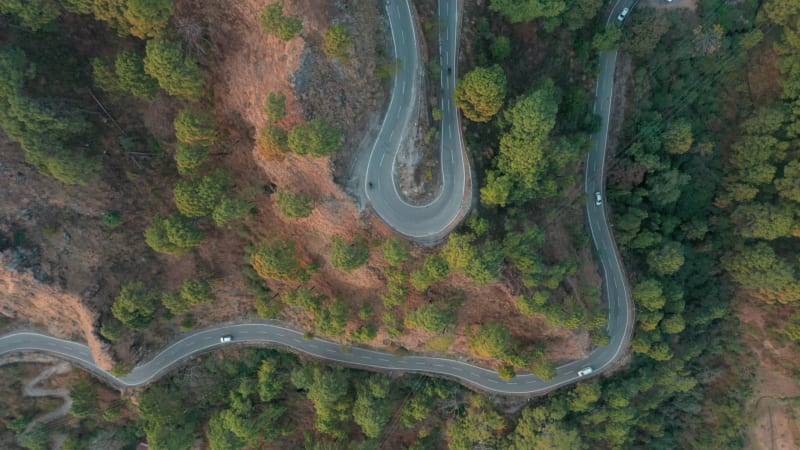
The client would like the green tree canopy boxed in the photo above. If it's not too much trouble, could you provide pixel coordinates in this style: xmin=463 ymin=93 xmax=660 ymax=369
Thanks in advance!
xmin=0 ymin=47 xmax=99 ymax=185
xmin=265 ymin=92 xmax=287 ymax=122
xmin=174 ymin=108 xmax=218 ymax=146
xmin=383 ymin=236 xmax=410 ymax=266
xmin=455 ymin=65 xmax=507 ymax=122
xmin=115 ymin=51 xmax=160 ymax=99
xmin=287 ymin=118 xmax=341 ymax=157
xmin=144 ymin=213 xmax=206 ymax=255
xmin=469 ymin=322 xmax=510 ymax=359
xmin=0 ymin=0 xmax=60 ymax=30
xmin=353 ymin=376 xmax=391 ymax=438
xmin=405 ymin=303 xmax=455 ymax=333
xmin=410 ymin=254 xmax=450 ymax=291
xmin=730 ymin=203 xmax=795 ymax=240
xmin=62 ymin=0 xmax=132 ymax=35
xmin=442 ymin=233 xmax=501 ymax=285
xmin=174 ymin=143 xmax=208 ymax=175
xmin=663 ymin=119 xmax=693 ymax=154
xmin=290 ymin=365 xmax=352 ymax=439
xmin=275 ymin=190 xmax=314 ymax=218
xmin=212 ymin=195 xmax=254 ymax=228
xmin=173 ymin=170 xmax=231 ymax=218
xmin=259 ymin=125 xmax=289 ymax=158
xmin=592 ymin=24 xmax=622 ymax=52
xmin=250 ymin=239 xmax=310 ymax=282
xmin=489 ymin=0 xmax=567 ymax=22
xmin=181 ymin=278 xmax=214 ymax=305
xmin=448 ymin=396 xmax=507 ymax=450
xmin=124 ymin=0 xmax=173 ymax=39
xmin=111 ymin=281 xmax=158 ymax=329
xmin=723 ymin=243 xmax=800 ymax=304
xmin=633 ymin=278 xmax=666 ymax=311
xmin=330 ymin=236 xmax=369 ymax=272
xmin=144 ymin=39 xmax=206 ymax=101
xmin=323 ymin=24 xmax=351 ymax=60
xmin=647 ymin=241 xmax=685 ymax=276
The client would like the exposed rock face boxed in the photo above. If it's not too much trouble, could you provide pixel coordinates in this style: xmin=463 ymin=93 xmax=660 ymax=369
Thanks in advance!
xmin=0 ymin=248 xmax=115 ymax=371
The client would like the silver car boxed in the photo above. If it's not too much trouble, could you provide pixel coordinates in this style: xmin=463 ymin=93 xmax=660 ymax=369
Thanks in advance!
xmin=617 ymin=7 xmax=629 ymax=22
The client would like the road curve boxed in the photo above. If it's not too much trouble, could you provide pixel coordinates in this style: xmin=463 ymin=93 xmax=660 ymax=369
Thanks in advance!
xmin=364 ymin=0 xmax=471 ymax=243
xmin=0 ymin=2 xmax=635 ymax=396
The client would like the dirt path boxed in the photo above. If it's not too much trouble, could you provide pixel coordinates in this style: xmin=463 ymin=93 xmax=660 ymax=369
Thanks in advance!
xmin=20 ymin=362 xmax=72 ymax=449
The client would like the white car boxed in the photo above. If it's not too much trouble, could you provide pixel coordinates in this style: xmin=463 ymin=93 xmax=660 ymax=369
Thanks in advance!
xmin=595 ymin=192 xmax=603 ymax=206
xmin=220 ymin=335 xmax=233 ymax=343
xmin=577 ymin=367 xmax=594 ymax=377
xmin=617 ymin=7 xmax=629 ymax=22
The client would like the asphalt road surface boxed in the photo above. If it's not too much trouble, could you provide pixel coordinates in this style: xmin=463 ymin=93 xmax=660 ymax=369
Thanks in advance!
xmin=0 ymin=1 xmax=635 ymax=396
xmin=364 ymin=0 xmax=470 ymax=243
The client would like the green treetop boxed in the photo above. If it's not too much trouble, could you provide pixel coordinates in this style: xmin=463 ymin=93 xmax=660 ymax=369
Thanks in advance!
xmin=455 ymin=65 xmax=507 ymax=123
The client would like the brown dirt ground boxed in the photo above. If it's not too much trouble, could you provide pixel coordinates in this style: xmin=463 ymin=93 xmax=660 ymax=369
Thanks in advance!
xmin=737 ymin=300 xmax=800 ymax=449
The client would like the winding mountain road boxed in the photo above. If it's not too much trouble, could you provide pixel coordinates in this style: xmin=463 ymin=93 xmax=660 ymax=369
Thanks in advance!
xmin=364 ymin=0 xmax=471 ymax=243
xmin=0 ymin=0 xmax=634 ymax=396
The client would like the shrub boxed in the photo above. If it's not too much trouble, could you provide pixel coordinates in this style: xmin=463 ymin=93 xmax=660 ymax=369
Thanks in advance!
xmin=259 ymin=125 xmax=289 ymax=158
xmin=410 ymin=255 xmax=450 ymax=291
xmin=315 ymin=299 xmax=348 ymax=336
xmin=100 ymin=320 xmax=124 ymax=342
xmin=115 ymin=51 xmax=160 ymax=99
xmin=124 ymin=0 xmax=174 ymax=39
xmin=250 ymin=240 xmax=310 ymax=282
xmin=275 ymin=190 xmax=314 ymax=219
xmin=173 ymin=170 xmax=230 ymax=217
xmin=103 ymin=211 xmax=122 ymax=228
xmin=405 ymin=303 xmax=454 ymax=333
xmin=330 ymin=236 xmax=369 ymax=272
xmin=323 ymin=24 xmax=351 ymax=60
xmin=181 ymin=278 xmax=214 ymax=305
xmin=144 ymin=213 xmax=205 ymax=255
xmin=350 ymin=324 xmax=377 ymax=343
xmin=498 ymin=365 xmax=516 ymax=381
xmin=261 ymin=2 xmax=303 ymax=41
xmin=144 ymin=39 xmax=206 ymax=101
xmin=265 ymin=92 xmax=287 ymax=122
xmin=111 ymin=281 xmax=158 ymax=329
xmin=91 ymin=57 xmax=124 ymax=94
xmin=161 ymin=291 xmax=189 ymax=315
xmin=287 ymin=118 xmax=341 ymax=157
xmin=383 ymin=237 xmax=410 ymax=266
xmin=174 ymin=109 xmax=217 ymax=146
xmin=174 ymin=143 xmax=208 ymax=175
xmin=469 ymin=322 xmax=510 ymax=359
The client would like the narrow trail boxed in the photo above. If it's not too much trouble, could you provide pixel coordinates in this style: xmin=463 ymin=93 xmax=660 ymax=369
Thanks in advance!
xmin=22 ymin=362 xmax=72 ymax=433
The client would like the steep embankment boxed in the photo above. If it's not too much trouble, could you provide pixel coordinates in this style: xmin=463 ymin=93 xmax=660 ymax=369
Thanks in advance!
xmin=0 ymin=250 xmax=114 ymax=370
